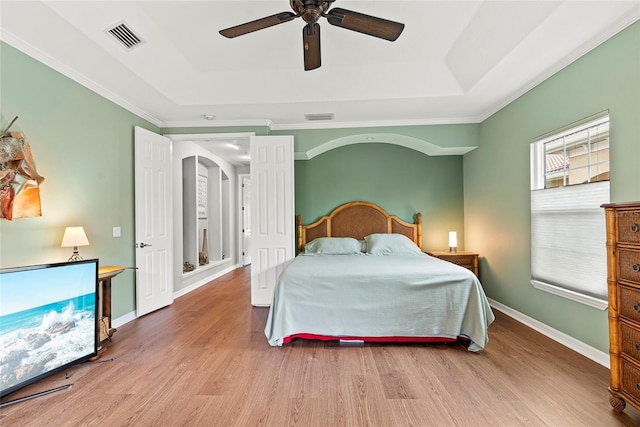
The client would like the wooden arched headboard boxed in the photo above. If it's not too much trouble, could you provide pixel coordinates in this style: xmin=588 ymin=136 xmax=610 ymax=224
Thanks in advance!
xmin=297 ymin=201 xmax=422 ymax=253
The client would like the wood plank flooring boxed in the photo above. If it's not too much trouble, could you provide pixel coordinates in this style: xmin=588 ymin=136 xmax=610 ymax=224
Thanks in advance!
xmin=2 ymin=266 xmax=640 ymax=426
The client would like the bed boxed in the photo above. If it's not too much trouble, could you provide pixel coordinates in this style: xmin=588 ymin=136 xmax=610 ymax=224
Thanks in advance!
xmin=264 ymin=201 xmax=495 ymax=352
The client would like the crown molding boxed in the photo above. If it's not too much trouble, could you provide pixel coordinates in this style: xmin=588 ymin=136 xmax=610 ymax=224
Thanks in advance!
xmin=1 ymin=29 xmax=163 ymax=128
xmin=0 ymin=31 xmax=480 ymax=131
xmin=160 ymin=115 xmax=482 ymax=131
xmin=477 ymin=10 xmax=640 ymax=122
xmin=4 ymin=8 xmax=637 ymax=132
xmin=164 ymin=132 xmax=255 ymax=142
xmin=266 ymin=116 xmax=484 ymax=131
xmin=161 ymin=119 xmax=273 ymax=129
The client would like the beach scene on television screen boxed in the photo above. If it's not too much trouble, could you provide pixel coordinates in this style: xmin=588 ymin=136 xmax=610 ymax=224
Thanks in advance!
xmin=0 ymin=263 xmax=96 ymax=392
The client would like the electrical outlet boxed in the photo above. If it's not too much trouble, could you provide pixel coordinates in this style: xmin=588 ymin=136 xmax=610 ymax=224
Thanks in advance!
xmin=113 ymin=226 xmax=121 ymax=238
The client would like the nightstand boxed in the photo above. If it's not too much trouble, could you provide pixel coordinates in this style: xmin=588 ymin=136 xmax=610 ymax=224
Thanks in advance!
xmin=428 ymin=251 xmax=479 ymax=277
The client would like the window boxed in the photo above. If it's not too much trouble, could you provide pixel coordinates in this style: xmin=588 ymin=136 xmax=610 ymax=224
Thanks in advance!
xmin=530 ymin=112 xmax=610 ymax=309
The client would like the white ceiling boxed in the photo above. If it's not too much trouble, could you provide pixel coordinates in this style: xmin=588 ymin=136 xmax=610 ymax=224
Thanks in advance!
xmin=1 ymin=1 xmax=638 ymax=132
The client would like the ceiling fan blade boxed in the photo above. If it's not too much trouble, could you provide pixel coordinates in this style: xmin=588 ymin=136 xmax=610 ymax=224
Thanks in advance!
xmin=219 ymin=12 xmax=297 ymax=38
xmin=326 ymin=8 xmax=404 ymax=41
xmin=303 ymin=23 xmax=321 ymax=71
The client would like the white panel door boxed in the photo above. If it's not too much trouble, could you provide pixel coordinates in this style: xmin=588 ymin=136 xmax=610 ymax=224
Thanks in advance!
xmin=250 ymin=135 xmax=294 ymax=306
xmin=134 ymin=126 xmax=174 ymax=317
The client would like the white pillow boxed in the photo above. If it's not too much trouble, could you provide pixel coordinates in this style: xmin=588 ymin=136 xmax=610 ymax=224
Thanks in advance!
xmin=365 ymin=233 xmax=422 ymax=255
xmin=304 ymin=237 xmax=363 ymax=255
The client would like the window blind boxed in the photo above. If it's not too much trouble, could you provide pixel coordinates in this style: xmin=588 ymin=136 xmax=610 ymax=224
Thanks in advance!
xmin=530 ymin=180 xmax=609 ymax=301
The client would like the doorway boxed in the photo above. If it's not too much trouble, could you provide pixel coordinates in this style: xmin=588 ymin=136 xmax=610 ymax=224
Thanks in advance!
xmin=240 ymin=174 xmax=251 ymax=266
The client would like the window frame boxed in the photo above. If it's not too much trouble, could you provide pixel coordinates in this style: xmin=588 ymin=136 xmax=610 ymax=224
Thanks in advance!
xmin=531 ymin=113 xmax=609 ymax=191
xmin=529 ymin=112 xmax=610 ymax=310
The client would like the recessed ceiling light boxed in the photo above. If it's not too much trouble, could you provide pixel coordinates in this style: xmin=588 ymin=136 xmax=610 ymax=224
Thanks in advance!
xmin=203 ymin=114 xmax=215 ymax=120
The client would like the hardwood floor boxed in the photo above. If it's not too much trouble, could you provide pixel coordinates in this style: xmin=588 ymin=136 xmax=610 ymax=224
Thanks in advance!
xmin=2 ymin=266 xmax=640 ymax=426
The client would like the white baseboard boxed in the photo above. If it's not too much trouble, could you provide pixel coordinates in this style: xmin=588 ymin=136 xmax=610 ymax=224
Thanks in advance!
xmin=173 ymin=264 xmax=240 ymax=299
xmin=112 ymin=310 xmax=137 ymax=329
xmin=488 ymin=298 xmax=609 ymax=368
xmin=110 ymin=265 xmax=240 ymax=328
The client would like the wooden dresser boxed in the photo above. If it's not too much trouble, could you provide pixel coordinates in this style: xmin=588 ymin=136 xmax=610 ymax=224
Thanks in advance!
xmin=603 ymin=201 xmax=640 ymax=413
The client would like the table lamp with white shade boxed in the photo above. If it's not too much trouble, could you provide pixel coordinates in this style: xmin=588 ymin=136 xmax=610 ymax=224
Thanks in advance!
xmin=61 ymin=226 xmax=90 ymax=261
xmin=449 ymin=231 xmax=457 ymax=253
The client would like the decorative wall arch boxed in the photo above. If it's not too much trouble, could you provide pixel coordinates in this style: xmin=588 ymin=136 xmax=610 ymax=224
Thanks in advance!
xmin=294 ymin=133 xmax=477 ymax=160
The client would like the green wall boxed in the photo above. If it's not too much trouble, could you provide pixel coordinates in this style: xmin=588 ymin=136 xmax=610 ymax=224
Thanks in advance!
xmin=464 ymin=21 xmax=640 ymax=353
xmin=0 ymin=42 xmax=161 ymax=318
xmin=295 ymin=143 xmax=464 ymax=251
xmin=0 ymin=40 xmax=471 ymax=319
xmin=2 ymin=20 xmax=637 ymax=355
xmin=164 ymin=122 xmax=478 ymax=252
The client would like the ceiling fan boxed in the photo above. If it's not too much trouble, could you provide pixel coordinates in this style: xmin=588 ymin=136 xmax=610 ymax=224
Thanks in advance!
xmin=219 ymin=0 xmax=405 ymax=71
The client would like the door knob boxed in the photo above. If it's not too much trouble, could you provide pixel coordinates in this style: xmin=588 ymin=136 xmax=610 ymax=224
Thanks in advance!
xmin=137 ymin=242 xmax=152 ymax=248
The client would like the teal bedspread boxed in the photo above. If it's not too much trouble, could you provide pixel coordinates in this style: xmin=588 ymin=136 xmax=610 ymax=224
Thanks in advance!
xmin=265 ymin=253 xmax=495 ymax=351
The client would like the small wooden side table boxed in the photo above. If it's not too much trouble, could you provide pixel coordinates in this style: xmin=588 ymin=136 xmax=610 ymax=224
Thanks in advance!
xmin=98 ymin=265 xmax=125 ymax=342
xmin=428 ymin=251 xmax=479 ymax=278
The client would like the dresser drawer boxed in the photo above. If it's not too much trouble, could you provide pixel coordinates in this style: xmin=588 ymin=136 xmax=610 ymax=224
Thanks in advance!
xmin=618 ymin=210 xmax=640 ymax=245
xmin=619 ymin=248 xmax=640 ymax=285
xmin=621 ymin=323 xmax=640 ymax=363
xmin=437 ymin=254 xmax=475 ymax=268
xmin=619 ymin=285 xmax=640 ymax=323
xmin=621 ymin=359 xmax=640 ymax=403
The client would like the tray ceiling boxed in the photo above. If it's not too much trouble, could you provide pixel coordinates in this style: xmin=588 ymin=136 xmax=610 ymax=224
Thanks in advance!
xmin=1 ymin=1 xmax=638 ymax=130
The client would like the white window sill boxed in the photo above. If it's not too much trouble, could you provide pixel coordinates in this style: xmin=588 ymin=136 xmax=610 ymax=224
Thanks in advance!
xmin=530 ymin=280 xmax=608 ymax=310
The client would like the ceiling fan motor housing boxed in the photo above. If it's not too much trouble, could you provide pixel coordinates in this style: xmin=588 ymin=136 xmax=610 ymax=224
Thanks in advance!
xmin=290 ymin=0 xmax=331 ymax=24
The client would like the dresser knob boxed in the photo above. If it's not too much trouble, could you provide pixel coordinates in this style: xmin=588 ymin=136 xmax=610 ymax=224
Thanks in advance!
xmin=634 ymin=303 xmax=640 ymax=312
xmin=636 ymin=383 xmax=640 ymax=392
xmin=633 ymin=264 xmax=640 ymax=273
xmin=636 ymin=343 xmax=640 ymax=352
xmin=631 ymin=223 xmax=639 ymax=233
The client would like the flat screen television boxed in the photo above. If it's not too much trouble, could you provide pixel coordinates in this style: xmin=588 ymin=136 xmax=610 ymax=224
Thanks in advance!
xmin=0 ymin=259 xmax=99 ymax=398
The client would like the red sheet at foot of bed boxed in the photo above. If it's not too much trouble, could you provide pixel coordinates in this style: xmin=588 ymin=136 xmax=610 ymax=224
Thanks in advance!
xmin=282 ymin=333 xmax=470 ymax=345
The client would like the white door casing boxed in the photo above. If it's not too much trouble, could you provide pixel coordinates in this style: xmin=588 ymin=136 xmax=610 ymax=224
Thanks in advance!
xmin=241 ymin=174 xmax=251 ymax=266
xmin=134 ymin=126 xmax=174 ymax=317
xmin=250 ymin=135 xmax=295 ymax=306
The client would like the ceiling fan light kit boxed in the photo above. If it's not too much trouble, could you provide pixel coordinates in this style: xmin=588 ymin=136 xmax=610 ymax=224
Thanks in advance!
xmin=219 ymin=0 xmax=405 ymax=71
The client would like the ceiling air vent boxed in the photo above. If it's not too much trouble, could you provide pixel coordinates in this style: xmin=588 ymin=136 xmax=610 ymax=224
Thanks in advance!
xmin=304 ymin=113 xmax=335 ymax=121
xmin=105 ymin=22 xmax=145 ymax=50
